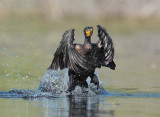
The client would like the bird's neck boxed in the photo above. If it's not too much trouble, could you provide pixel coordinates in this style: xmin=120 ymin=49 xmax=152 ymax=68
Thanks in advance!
xmin=84 ymin=36 xmax=91 ymax=45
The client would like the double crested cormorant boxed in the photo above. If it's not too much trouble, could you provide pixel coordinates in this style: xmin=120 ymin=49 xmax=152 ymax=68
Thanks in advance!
xmin=48 ymin=25 xmax=116 ymax=92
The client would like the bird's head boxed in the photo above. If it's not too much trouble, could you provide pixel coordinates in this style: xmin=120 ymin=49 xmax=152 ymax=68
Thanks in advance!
xmin=84 ymin=27 xmax=93 ymax=38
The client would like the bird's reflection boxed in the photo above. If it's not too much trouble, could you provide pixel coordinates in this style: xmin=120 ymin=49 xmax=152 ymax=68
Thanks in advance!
xmin=68 ymin=96 xmax=88 ymax=117
xmin=67 ymin=95 xmax=114 ymax=117
xmin=37 ymin=95 xmax=115 ymax=117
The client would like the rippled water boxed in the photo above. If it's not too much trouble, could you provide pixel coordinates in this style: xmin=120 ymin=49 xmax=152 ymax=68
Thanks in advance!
xmin=0 ymin=69 xmax=160 ymax=117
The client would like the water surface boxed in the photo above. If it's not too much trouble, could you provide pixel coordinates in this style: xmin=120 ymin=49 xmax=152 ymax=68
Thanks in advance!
xmin=0 ymin=19 xmax=160 ymax=117
xmin=0 ymin=69 xmax=160 ymax=117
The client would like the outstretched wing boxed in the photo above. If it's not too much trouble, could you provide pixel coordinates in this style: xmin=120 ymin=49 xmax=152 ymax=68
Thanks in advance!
xmin=48 ymin=29 xmax=74 ymax=70
xmin=48 ymin=29 xmax=95 ymax=73
xmin=96 ymin=25 xmax=116 ymax=70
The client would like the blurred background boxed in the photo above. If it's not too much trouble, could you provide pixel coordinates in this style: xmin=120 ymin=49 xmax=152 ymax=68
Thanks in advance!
xmin=0 ymin=0 xmax=160 ymax=92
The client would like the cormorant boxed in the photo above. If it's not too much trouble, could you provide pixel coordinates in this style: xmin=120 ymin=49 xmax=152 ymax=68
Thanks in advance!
xmin=48 ymin=25 xmax=116 ymax=92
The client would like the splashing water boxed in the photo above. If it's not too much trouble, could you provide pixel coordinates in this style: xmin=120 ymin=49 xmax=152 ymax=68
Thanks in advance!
xmin=1 ymin=69 xmax=160 ymax=98
xmin=38 ymin=69 xmax=69 ymax=93
xmin=0 ymin=69 xmax=109 ymax=98
xmin=38 ymin=69 xmax=108 ymax=96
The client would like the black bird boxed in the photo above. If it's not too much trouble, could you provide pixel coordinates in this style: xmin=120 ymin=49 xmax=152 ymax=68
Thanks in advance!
xmin=48 ymin=25 xmax=116 ymax=92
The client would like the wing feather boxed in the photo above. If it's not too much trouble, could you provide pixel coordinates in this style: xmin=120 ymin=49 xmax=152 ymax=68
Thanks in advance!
xmin=48 ymin=29 xmax=95 ymax=73
xmin=48 ymin=29 xmax=74 ymax=70
xmin=96 ymin=25 xmax=116 ymax=70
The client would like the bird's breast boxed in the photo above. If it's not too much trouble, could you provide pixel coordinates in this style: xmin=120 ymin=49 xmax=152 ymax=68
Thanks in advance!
xmin=75 ymin=44 xmax=94 ymax=56
xmin=84 ymin=43 xmax=92 ymax=51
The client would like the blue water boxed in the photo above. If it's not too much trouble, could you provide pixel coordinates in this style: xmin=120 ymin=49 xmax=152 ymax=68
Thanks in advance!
xmin=1 ymin=89 xmax=160 ymax=99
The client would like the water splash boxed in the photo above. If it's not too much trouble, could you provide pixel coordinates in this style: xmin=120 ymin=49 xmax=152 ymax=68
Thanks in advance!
xmin=0 ymin=69 xmax=109 ymax=98
xmin=1 ymin=69 xmax=160 ymax=98
xmin=38 ymin=69 xmax=108 ymax=96
xmin=38 ymin=69 xmax=69 ymax=93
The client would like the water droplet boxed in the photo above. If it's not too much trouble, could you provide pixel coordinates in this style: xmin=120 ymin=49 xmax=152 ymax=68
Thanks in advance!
xmin=6 ymin=74 xmax=10 ymax=77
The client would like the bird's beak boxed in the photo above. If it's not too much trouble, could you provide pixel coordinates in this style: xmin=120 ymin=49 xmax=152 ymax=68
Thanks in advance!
xmin=86 ymin=29 xmax=93 ymax=37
